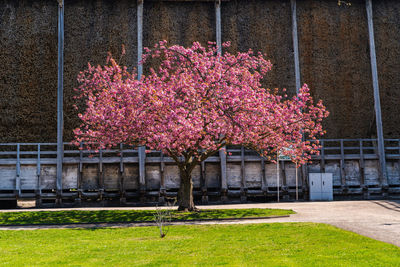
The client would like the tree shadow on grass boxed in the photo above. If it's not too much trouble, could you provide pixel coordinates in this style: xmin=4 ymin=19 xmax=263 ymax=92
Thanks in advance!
xmin=0 ymin=208 xmax=293 ymax=226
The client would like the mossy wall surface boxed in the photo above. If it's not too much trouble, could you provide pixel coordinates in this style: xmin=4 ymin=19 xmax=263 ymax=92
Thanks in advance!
xmin=222 ymin=0 xmax=295 ymax=95
xmin=0 ymin=0 xmax=58 ymax=142
xmin=0 ymin=0 xmax=399 ymax=142
xmin=298 ymin=0 xmax=375 ymax=138
xmin=64 ymin=0 xmax=138 ymax=142
xmin=373 ymin=0 xmax=400 ymax=138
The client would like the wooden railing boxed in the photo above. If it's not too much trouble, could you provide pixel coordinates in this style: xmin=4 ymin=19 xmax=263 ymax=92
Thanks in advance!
xmin=0 ymin=139 xmax=399 ymax=207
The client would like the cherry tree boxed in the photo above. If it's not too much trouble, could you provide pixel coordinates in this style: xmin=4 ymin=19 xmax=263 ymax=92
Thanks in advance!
xmin=74 ymin=41 xmax=328 ymax=211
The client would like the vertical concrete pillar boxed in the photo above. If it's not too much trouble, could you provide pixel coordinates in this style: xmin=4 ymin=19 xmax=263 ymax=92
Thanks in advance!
xmin=215 ymin=0 xmax=227 ymax=201
xmin=137 ymin=0 xmax=143 ymax=79
xmin=291 ymin=0 xmax=301 ymax=93
xmin=137 ymin=0 xmax=146 ymax=202
xmin=366 ymin=0 xmax=387 ymax=187
xmin=215 ymin=0 xmax=222 ymax=54
xmin=56 ymin=0 xmax=65 ymax=204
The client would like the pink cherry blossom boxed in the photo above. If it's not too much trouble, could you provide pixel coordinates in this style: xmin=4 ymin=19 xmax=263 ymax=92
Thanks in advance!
xmin=73 ymin=41 xmax=328 ymax=211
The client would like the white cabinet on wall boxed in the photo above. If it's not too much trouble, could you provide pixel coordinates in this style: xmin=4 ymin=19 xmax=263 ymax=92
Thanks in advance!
xmin=309 ymin=173 xmax=333 ymax=201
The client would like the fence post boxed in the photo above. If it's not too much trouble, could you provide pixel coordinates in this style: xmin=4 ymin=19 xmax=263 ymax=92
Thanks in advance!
xmin=138 ymin=146 xmax=146 ymax=202
xmin=219 ymin=148 xmax=228 ymax=202
xmin=119 ymin=143 xmax=124 ymax=203
xmin=201 ymin=160 xmax=208 ymax=204
xmin=360 ymin=140 xmax=369 ymax=199
xmin=36 ymin=144 xmax=42 ymax=207
xmin=159 ymin=152 xmax=166 ymax=204
xmin=16 ymin=144 xmax=21 ymax=198
xmin=261 ymin=155 xmax=268 ymax=194
xmin=340 ymin=139 xmax=346 ymax=190
xmin=240 ymin=146 xmax=247 ymax=202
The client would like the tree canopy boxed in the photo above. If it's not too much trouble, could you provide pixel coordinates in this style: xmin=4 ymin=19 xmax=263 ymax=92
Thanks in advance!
xmin=74 ymin=41 xmax=328 ymax=210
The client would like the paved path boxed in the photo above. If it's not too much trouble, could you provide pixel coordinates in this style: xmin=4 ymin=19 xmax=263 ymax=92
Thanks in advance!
xmin=1 ymin=200 xmax=399 ymax=247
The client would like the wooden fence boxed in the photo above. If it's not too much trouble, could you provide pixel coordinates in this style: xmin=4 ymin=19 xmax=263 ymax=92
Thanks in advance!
xmin=0 ymin=139 xmax=399 ymax=207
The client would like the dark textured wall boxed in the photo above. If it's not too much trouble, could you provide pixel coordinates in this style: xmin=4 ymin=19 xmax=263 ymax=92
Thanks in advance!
xmin=374 ymin=0 xmax=400 ymax=138
xmin=0 ymin=0 xmax=58 ymax=142
xmin=143 ymin=0 xmax=215 ymax=75
xmin=222 ymin=0 xmax=295 ymax=95
xmin=0 ymin=0 xmax=399 ymax=142
xmin=298 ymin=0 xmax=375 ymax=138
xmin=144 ymin=1 xmax=215 ymax=48
xmin=64 ymin=0 xmax=138 ymax=141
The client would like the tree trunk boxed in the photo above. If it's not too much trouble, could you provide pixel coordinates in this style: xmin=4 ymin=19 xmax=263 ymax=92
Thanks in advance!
xmin=177 ymin=169 xmax=196 ymax=211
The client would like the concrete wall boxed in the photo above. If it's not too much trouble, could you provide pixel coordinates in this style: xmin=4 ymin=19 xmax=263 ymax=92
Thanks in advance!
xmin=1 ymin=0 xmax=400 ymax=142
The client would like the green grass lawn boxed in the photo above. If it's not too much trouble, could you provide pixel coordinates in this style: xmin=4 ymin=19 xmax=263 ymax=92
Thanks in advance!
xmin=0 ymin=223 xmax=398 ymax=266
xmin=0 ymin=208 xmax=293 ymax=225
